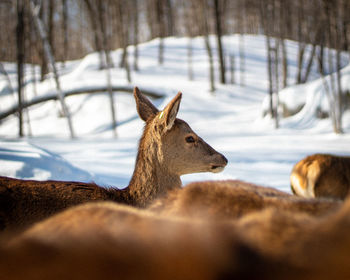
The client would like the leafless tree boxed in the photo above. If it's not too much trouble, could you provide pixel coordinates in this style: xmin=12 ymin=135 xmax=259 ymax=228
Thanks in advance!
xmin=29 ymin=0 xmax=75 ymax=138
xmin=83 ymin=0 xmax=105 ymax=69
xmin=213 ymin=0 xmax=226 ymax=84
xmin=115 ymin=0 xmax=132 ymax=83
xmin=132 ymin=0 xmax=139 ymax=71
xmin=16 ymin=0 xmax=25 ymax=137
xmin=61 ymin=0 xmax=68 ymax=65
xmin=197 ymin=0 xmax=215 ymax=92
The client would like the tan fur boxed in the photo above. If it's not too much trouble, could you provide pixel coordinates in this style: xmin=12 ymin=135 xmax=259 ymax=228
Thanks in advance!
xmin=3 ymin=195 xmax=350 ymax=280
xmin=291 ymin=154 xmax=350 ymax=199
xmin=5 ymin=202 xmax=276 ymax=280
xmin=0 ymin=87 xmax=227 ymax=231
xmin=149 ymin=180 xmax=341 ymax=219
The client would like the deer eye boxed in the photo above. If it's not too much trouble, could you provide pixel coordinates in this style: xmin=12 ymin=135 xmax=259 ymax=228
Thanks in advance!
xmin=185 ymin=136 xmax=195 ymax=143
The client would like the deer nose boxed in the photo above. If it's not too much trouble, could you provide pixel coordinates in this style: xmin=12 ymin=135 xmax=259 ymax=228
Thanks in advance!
xmin=210 ymin=153 xmax=228 ymax=173
xmin=221 ymin=155 xmax=228 ymax=165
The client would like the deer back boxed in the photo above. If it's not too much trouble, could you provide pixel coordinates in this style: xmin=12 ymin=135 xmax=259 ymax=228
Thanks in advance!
xmin=148 ymin=180 xmax=341 ymax=219
xmin=0 ymin=176 xmax=124 ymax=231
xmin=291 ymin=154 xmax=350 ymax=199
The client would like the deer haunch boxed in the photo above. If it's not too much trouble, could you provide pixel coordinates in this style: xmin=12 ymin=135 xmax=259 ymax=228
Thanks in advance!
xmin=291 ymin=154 xmax=350 ymax=200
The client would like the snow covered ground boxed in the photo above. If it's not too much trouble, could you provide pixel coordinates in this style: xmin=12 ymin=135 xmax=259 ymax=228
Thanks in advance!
xmin=0 ymin=35 xmax=349 ymax=193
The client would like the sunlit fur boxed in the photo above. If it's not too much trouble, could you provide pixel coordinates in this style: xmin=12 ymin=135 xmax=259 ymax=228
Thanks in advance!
xmin=4 ymin=195 xmax=350 ymax=280
xmin=291 ymin=154 xmax=350 ymax=199
xmin=149 ymin=180 xmax=341 ymax=219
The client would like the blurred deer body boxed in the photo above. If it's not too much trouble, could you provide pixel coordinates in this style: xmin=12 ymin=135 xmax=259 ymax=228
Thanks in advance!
xmin=149 ymin=180 xmax=340 ymax=219
xmin=5 ymin=195 xmax=350 ymax=280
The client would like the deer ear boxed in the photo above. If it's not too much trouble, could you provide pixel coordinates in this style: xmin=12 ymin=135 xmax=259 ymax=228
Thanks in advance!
xmin=161 ymin=92 xmax=182 ymax=130
xmin=134 ymin=87 xmax=159 ymax=122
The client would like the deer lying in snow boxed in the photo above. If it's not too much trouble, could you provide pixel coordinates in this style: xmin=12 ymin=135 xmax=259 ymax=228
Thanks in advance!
xmin=290 ymin=153 xmax=350 ymax=200
xmin=0 ymin=87 xmax=227 ymax=231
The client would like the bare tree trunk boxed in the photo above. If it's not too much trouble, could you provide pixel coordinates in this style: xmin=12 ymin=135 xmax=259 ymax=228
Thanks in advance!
xmin=318 ymin=0 xmax=343 ymax=134
xmin=214 ymin=0 xmax=226 ymax=84
xmin=31 ymin=63 xmax=37 ymax=97
xmin=318 ymin=42 xmax=325 ymax=76
xmin=239 ymin=34 xmax=245 ymax=86
xmin=230 ymin=54 xmax=235 ymax=84
xmin=296 ymin=43 xmax=306 ymax=84
xmin=266 ymin=36 xmax=274 ymax=118
xmin=335 ymin=47 xmax=343 ymax=133
xmin=199 ymin=0 xmax=215 ymax=92
xmin=295 ymin=0 xmax=305 ymax=84
xmin=97 ymin=1 xmax=113 ymax=68
xmin=156 ymin=0 xmax=165 ymax=65
xmin=205 ymin=36 xmax=215 ymax=92
xmin=341 ymin=0 xmax=349 ymax=52
xmin=260 ymin=0 xmax=274 ymax=117
xmin=334 ymin=3 xmax=344 ymax=134
xmin=237 ymin=0 xmax=245 ymax=86
xmin=280 ymin=38 xmax=288 ymax=88
xmin=23 ymin=79 xmax=33 ymax=137
xmin=16 ymin=0 xmax=25 ymax=137
xmin=327 ymin=20 xmax=337 ymax=133
xmin=106 ymin=64 xmax=117 ymax=138
xmin=29 ymin=16 xmax=38 ymax=97
xmin=317 ymin=47 xmax=338 ymax=133
xmin=165 ymin=0 xmax=174 ymax=36
xmin=187 ymin=37 xmax=194 ymax=81
xmin=115 ymin=0 xmax=131 ymax=83
xmin=272 ymin=42 xmax=280 ymax=128
xmin=184 ymin=1 xmax=194 ymax=81
xmin=300 ymin=8 xmax=323 ymax=84
xmin=84 ymin=0 xmax=105 ymax=69
xmin=62 ymin=0 xmax=68 ymax=65
xmin=39 ymin=2 xmax=47 ymax=81
xmin=279 ymin=2 xmax=288 ymax=88
xmin=48 ymin=0 xmax=55 ymax=58
xmin=124 ymin=48 xmax=132 ymax=83
xmin=133 ymin=0 xmax=139 ymax=71
xmin=29 ymin=0 xmax=75 ymax=138
xmin=301 ymin=43 xmax=316 ymax=84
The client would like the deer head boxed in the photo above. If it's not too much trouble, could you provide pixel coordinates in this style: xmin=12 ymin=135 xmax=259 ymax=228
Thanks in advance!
xmin=134 ymin=87 xmax=228 ymax=177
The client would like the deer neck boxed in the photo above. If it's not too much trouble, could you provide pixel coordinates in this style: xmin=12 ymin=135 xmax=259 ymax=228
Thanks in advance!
xmin=122 ymin=135 xmax=182 ymax=207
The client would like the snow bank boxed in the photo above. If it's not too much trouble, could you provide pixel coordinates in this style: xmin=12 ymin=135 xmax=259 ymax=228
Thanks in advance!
xmin=261 ymin=62 xmax=350 ymax=131
xmin=0 ymin=139 xmax=93 ymax=181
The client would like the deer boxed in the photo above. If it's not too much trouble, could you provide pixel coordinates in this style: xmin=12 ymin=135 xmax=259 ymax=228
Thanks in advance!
xmin=4 ymin=201 xmax=279 ymax=280
xmin=290 ymin=153 xmax=350 ymax=200
xmin=237 ymin=194 xmax=350 ymax=280
xmin=148 ymin=180 xmax=342 ymax=220
xmin=6 ymin=199 xmax=321 ymax=280
xmin=4 ymin=193 xmax=350 ymax=280
xmin=0 ymin=87 xmax=228 ymax=231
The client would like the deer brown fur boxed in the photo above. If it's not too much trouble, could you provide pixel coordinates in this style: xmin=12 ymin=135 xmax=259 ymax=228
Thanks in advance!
xmin=0 ymin=87 xmax=227 ymax=231
xmin=290 ymin=153 xmax=350 ymax=199
xmin=236 ymin=195 xmax=350 ymax=279
xmin=148 ymin=180 xmax=341 ymax=219
xmin=5 ymin=195 xmax=350 ymax=280
xmin=5 ymin=202 xmax=280 ymax=280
